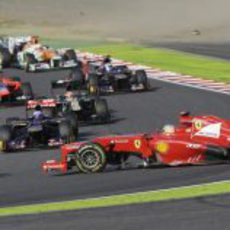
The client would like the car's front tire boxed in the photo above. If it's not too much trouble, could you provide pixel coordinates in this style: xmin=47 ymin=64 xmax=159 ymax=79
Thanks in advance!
xmin=76 ymin=143 xmax=107 ymax=173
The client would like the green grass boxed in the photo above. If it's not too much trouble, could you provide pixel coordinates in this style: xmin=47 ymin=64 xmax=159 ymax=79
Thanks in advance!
xmin=0 ymin=181 xmax=229 ymax=217
xmin=82 ymin=43 xmax=230 ymax=83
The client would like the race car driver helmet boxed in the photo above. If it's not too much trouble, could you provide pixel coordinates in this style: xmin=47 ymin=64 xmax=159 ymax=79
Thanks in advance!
xmin=33 ymin=104 xmax=44 ymax=121
xmin=35 ymin=104 xmax=42 ymax=111
xmin=29 ymin=35 xmax=39 ymax=44
xmin=103 ymin=55 xmax=112 ymax=64
xmin=162 ymin=124 xmax=176 ymax=134
xmin=66 ymin=84 xmax=73 ymax=92
xmin=180 ymin=111 xmax=191 ymax=117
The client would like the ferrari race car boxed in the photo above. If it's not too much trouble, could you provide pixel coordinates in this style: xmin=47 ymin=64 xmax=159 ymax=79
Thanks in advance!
xmin=0 ymin=36 xmax=78 ymax=72
xmin=0 ymin=75 xmax=33 ymax=104
xmin=0 ymin=114 xmax=78 ymax=152
xmin=26 ymin=91 xmax=110 ymax=124
xmin=42 ymin=112 xmax=230 ymax=174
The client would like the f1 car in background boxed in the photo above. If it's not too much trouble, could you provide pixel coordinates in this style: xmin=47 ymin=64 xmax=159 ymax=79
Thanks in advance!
xmin=42 ymin=112 xmax=230 ymax=174
xmin=0 ymin=75 xmax=33 ymax=104
xmin=0 ymin=113 xmax=78 ymax=152
xmin=0 ymin=36 xmax=78 ymax=72
xmin=86 ymin=59 xmax=150 ymax=94
xmin=26 ymin=89 xmax=111 ymax=125
xmin=52 ymin=64 xmax=150 ymax=96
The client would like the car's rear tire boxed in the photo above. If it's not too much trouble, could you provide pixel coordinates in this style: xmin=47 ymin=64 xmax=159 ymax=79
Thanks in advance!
xmin=0 ymin=125 xmax=11 ymax=141
xmin=59 ymin=120 xmax=76 ymax=144
xmin=76 ymin=143 xmax=107 ymax=173
xmin=136 ymin=70 xmax=149 ymax=90
xmin=88 ymin=74 xmax=99 ymax=95
xmin=0 ymin=47 xmax=11 ymax=67
xmin=69 ymin=68 xmax=85 ymax=88
xmin=94 ymin=99 xmax=110 ymax=122
xmin=0 ymin=125 xmax=12 ymax=152
xmin=64 ymin=113 xmax=79 ymax=138
xmin=64 ymin=49 xmax=77 ymax=62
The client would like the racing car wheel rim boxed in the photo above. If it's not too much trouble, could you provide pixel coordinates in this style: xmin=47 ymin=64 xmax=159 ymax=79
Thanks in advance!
xmin=80 ymin=149 xmax=100 ymax=168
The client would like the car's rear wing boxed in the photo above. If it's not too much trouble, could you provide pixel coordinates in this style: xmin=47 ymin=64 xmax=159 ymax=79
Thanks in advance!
xmin=26 ymin=99 xmax=57 ymax=109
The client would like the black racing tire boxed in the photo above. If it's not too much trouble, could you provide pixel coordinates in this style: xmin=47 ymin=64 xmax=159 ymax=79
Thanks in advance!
xmin=0 ymin=47 xmax=11 ymax=67
xmin=69 ymin=68 xmax=85 ymax=88
xmin=0 ymin=125 xmax=11 ymax=152
xmin=76 ymin=143 xmax=107 ymax=173
xmin=58 ymin=121 xmax=75 ymax=144
xmin=0 ymin=125 xmax=11 ymax=141
xmin=64 ymin=49 xmax=77 ymax=62
xmin=87 ymin=74 xmax=99 ymax=95
xmin=129 ymin=74 xmax=137 ymax=84
xmin=20 ymin=82 xmax=34 ymax=99
xmin=64 ymin=113 xmax=79 ymax=138
xmin=88 ymin=62 xmax=99 ymax=75
xmin=25 ymin=53 xmax=37 ymax=72
xmin=108 ymin=74 xmax=118 ymax=91
xmin=94 ymin=98 xmax=110 ymax=122
xmin=88 ymin=74 xmax=99 ymax=85
xmin=136 ymin=70 xmax=149 ymax=90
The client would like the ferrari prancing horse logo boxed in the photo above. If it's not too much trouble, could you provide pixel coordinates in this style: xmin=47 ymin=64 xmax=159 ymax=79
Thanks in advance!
xmin=194 ymin=120 xmax=203 ymax=130
xmin=134 ymin=139 xmax=142 ymax=149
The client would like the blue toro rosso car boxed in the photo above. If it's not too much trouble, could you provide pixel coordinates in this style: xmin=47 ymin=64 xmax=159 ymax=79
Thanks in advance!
xmin=0 ymin=109 xmax=78 ymax=152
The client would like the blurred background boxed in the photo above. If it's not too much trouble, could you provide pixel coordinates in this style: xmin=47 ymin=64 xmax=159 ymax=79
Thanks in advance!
xmin=0 ymin=0 xmax=229 ymax=43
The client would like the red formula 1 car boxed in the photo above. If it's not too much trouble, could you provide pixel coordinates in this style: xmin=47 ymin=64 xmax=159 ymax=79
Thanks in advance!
xmin=42 ymin=112 xmax=230 ymax=174
xmin=0 ymin=76 xmax=33 ymax=104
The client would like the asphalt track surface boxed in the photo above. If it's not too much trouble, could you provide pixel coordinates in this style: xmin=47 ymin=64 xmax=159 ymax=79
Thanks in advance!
xmin=1 ymin=194 xmax=229 ymax=230
xmin=150 ymin=42 xmax=230 ymax=60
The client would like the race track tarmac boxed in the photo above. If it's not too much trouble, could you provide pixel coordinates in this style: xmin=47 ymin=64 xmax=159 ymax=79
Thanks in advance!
xmin=0 ymin=67 xmax=229 ymax=208
xmin=149 ymin=42 xmax=230 ymax=60
xmin=1 ymin=194 xmax=230 ymax=230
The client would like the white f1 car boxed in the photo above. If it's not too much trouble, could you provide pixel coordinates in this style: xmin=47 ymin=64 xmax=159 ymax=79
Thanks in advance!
xmin=0 ymin=36 xmax=78 ymax=72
